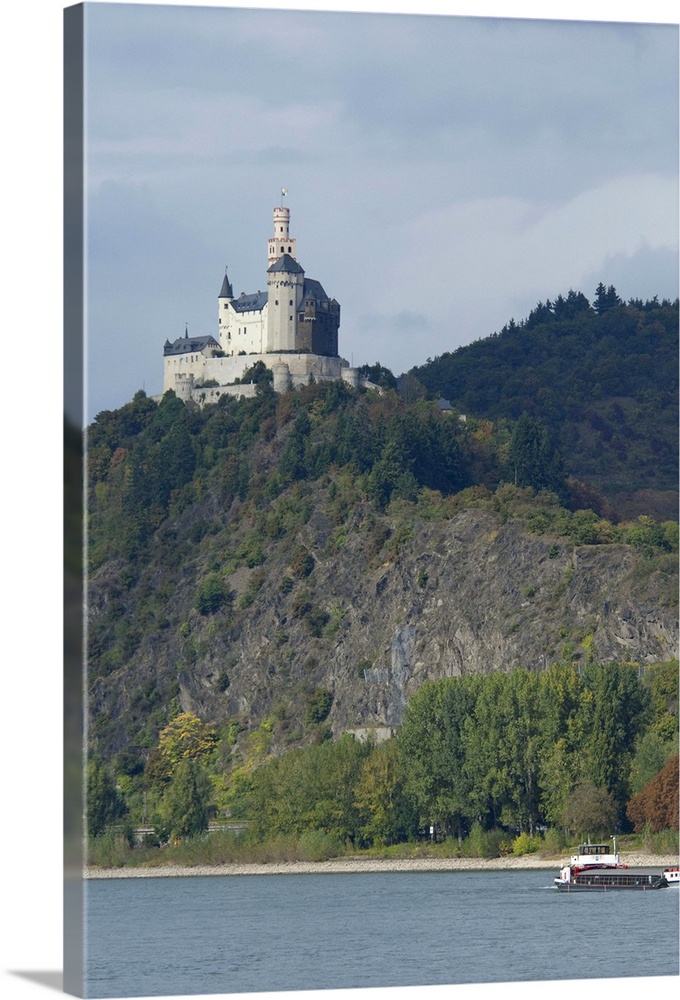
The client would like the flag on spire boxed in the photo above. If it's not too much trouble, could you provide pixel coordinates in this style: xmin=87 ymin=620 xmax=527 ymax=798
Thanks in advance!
xmin=281 ymin=187 xmax=288 ymax=199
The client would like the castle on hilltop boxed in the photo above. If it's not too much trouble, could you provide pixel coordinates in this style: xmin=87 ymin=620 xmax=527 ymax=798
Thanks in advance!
xmin=160 ymin=200 xmax=361 ymax=404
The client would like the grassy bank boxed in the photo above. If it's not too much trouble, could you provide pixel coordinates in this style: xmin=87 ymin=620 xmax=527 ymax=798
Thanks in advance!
xmin=87 ymin=826 xmax=679 ymax=871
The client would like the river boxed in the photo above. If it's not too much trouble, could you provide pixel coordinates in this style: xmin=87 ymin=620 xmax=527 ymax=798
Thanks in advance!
xmin=84 ymin=870 xmax=679 ymax=998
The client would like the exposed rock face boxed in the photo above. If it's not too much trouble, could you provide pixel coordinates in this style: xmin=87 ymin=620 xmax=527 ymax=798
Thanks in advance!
xmin=88 ymin=504 xmax=678 ymax=756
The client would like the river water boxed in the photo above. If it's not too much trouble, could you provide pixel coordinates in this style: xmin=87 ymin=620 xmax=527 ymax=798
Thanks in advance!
xmin=84 ymin=870 xmax=679 ymax=998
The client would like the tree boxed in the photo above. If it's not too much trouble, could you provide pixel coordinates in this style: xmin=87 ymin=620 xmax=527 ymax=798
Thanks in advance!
xmin=195 ymin=573 xmax=230 ymax=615
xmin=629 ymin=730 xmax=677 ymax=796
xmin=577 ymin=662 xmax=651 ymax=813
xmin=358 ymin=363 xmax=397 ymax=390
xmin=594 ymin=283 xmax=621 ymax=315
xmin=627 ymin=754 xmax=679 ymax=833
xmin=462 ymin=671 xmax=544 ymax=834
xmin=354 ymin=740 xmax=417 ymax=846
xmin=87 ymin=759 xmax=126 ymax=837
xmin=240 ymin=360 xmax=273 ymax=386
xmin=561 ymin=781 xmax=618 ymax=838
xmin=244 ymin=735 xmax=371 ymax=844
xmin=157 ymin=712 xmax=218 ymax=779
xmin=398 ymin=677 xmax=480 ymax=841
xmin=162 ymin=758 xmax=213 ymax=839
xmin=306 ymin=688 xmax=333 ymax=724
xmin=508 ymin=412 xmax=565 ymax=497
xmin=537 ymin=664 xmax=583 ymax=825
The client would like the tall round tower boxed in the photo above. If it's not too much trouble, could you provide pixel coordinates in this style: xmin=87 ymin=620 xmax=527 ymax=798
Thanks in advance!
xmin=267 ymin=205 xmax=297 ymax=267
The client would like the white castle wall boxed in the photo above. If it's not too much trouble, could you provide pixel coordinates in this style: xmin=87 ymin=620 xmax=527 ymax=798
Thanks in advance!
xmin=163 ymin=350 xmax=214 ymax=392
xmin=154 ymin=358 xmax=366 ymax=409
xmin=193 ymin=383 xmax=258 ymax=404
xmin=220 ymin=305 xmax=267 ymax=356
xmin=203 ymin=352 xmax=350 ymax=387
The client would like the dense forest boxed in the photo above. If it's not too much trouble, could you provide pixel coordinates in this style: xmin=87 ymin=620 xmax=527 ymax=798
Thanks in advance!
xmin=89 ymin=661 xmax=678 ymax=862
xmin=84 ymin=286 xmax=679 ymax=863
xmin=409 ymin=288 xmax=678 ymax=519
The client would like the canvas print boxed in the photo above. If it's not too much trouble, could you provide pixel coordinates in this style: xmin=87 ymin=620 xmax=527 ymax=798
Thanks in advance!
xmin=64 ymin=2 xmax=679 ymax=998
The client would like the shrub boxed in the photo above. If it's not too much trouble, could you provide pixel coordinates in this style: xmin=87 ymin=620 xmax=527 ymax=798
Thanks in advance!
xmin=461 ymin=823 xmax=506 ymax=858
xmin=290 ymin=546 xmax=315 ymax=579
xmin=511 ymin=832 xmax=540 ymax=856
xmin=296 ymin=829 xmax=343 ymax=862
xmin=306 ymin=606 xmax=330 ymax=637
xmin=306 ymin=688 xmax=333 ymax=724
xmin=195 ymin=574 xmax=230 ymax=615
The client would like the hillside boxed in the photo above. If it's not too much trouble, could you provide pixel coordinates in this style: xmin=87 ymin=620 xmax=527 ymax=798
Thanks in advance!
xmin=408 ymin=289 xmax=678 ymax=520
xmin=86 ymin=380 xmax=678 ymax=767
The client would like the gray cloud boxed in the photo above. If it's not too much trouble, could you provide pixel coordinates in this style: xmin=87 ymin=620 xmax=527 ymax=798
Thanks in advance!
xmin=83 ymin=4 xmax=678 ymax=421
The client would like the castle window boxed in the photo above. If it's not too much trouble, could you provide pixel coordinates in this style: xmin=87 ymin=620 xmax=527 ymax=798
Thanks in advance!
xmin=280 ymin=246 xmax=284 ymax=253
xmin=288 ymin=246 xmax=292 ymax=253
xmin=289 ymin=299 xmax=293 ymax=306
xmin=275 ymin=300 xmax=279 ymax=305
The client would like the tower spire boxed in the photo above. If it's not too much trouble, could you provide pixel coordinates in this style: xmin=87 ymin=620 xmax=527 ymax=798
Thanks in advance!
xmin=219 ymin=265 xmax=234 ymax=300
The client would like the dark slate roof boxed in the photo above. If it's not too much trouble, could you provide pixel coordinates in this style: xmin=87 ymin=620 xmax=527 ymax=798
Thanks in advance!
xmin=267 ymin=253 xmax=305 ymax=275
xmin=164 ymin=334 xmax=220 ymax=357
xmin=231 ymin=290 xmax=268 ymax=313
xmin=302 ymin=277 xmax=329 ymax=303
xmin=219 ymin=269 xmax=234 ymax=298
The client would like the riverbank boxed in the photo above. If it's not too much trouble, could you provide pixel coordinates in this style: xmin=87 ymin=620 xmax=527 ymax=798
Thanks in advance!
xmin=85 ymin=852 xmax=678 ymax=878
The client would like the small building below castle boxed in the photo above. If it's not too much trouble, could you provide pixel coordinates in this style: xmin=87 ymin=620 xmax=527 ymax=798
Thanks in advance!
xmin=161 ymin=201 xmax=359 ymax=404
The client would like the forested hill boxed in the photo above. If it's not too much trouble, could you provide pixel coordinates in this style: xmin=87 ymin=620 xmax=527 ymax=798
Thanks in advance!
xmin=408 ymin=288 xmax=678 ymax=520
xmin=86 ymin=376 xmax=678 ymax=769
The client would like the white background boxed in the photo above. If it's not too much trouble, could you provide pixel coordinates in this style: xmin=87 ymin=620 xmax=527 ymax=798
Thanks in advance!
xmin=1 ymin=2 xmax=678 ymax=1000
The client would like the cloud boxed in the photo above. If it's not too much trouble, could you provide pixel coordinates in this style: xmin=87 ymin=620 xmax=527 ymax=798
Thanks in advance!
xmin=80 ymin=5 xmax=679 ymax=417
xmin=383 ymin=171 xmax=677 ymax=306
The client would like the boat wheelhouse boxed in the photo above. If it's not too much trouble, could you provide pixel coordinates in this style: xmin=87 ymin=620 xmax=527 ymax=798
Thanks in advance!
xmin=569 ymin=842 xmax=623 ymax=871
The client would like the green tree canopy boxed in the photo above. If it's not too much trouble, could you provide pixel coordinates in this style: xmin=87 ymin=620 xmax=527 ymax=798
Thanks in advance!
xmin=87 ymin=759 xmax=126 ymax=837
xmin=162 ymin=758 xmax=213 ymax=839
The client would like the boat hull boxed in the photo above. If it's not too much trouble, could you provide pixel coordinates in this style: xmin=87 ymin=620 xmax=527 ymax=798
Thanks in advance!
xmin=555 ymin=871 xmax=668 ymax=892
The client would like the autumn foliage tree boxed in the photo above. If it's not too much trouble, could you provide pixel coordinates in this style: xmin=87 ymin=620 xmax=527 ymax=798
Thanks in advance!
xmin=627 ymin=754 xmax=679 ymax=833
xmin=156 ymin=712 xmax=218 ymax=779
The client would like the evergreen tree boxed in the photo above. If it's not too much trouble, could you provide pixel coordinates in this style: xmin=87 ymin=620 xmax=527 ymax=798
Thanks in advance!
xmin=508 ymin=412 xmax=566 ymax=497
xmin=162 ymin=758 xmax=212 ymax=839
xmin=87 ymin=759 xmax=126 ymax=837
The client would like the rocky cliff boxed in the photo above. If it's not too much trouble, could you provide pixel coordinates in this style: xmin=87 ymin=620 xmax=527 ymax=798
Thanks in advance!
xmin=88 ymin=483 xmax=678 ymax=758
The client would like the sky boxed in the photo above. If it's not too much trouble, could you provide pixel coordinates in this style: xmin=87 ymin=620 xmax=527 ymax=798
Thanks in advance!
xmin=1 ymin=5 xmax=679 ymax=1000
xmin=79 ymin=1 xmax=679 ymax=422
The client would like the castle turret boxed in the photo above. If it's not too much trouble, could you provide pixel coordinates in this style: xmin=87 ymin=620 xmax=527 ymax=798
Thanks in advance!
xmin=271 ymin=363 xmax=292 ymax=393
xmin=267 ymin=205 xmax=297 ymax=268
xmin=219 ymin=267 xmax=234 ymax=301
xmin=218 ymin=267 xmax=234 ymax=349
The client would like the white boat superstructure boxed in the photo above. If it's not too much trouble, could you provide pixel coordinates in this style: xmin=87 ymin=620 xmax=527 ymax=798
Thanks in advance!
xmin=569 ymin=841 xmax=622 ymax=870
xmin=662 ymin=866 xmax=679 ymax=885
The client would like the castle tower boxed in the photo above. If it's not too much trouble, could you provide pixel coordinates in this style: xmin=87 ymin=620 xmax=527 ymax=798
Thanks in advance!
xmin=267 ymin=205 xmax=297 ymax=267
xmin=218 ymin=267 xmax=234 ymax=348
xmin=266 ymin=254 xmax=305 ymax=352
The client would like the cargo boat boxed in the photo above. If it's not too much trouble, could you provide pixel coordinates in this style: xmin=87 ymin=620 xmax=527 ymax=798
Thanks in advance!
xmin=554 ymin=866 xmax=668 ymax=891
xmin=554 ymin=839 xmax=668 ymax=891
